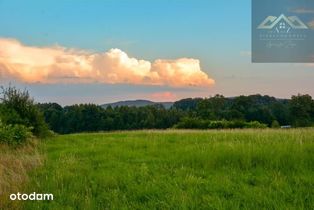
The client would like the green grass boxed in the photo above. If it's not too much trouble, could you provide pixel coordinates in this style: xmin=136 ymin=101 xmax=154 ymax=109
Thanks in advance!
xmin=21 ymin=129 xmax=314 ymax=209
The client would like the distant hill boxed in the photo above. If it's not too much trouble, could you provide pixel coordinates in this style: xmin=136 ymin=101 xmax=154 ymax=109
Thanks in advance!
xmin=101 ymin=100 xmax=174 ymax=109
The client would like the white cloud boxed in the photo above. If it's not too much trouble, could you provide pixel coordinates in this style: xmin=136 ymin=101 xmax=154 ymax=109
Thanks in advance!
xmin=0 ymin=38 xmax=215 ymax=87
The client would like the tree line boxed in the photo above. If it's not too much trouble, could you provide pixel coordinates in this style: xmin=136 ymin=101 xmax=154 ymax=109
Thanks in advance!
xmin=2 ymin=85 xmax=313 ymax=144
xmin=38 ymin=94 xmax=314 ymax=134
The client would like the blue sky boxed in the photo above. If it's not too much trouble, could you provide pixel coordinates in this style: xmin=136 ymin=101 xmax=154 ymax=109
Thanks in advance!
xmin=0 ymin=0 xmax=250 ymax=58
xmin=0 ymin=0 xmax=313 ymax=105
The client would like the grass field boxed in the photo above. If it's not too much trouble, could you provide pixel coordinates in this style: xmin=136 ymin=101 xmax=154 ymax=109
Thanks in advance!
xmin=6 ymin=129 xmax=314 ymax=209
xmin=0 ymin=141 xmax=42 ymax=210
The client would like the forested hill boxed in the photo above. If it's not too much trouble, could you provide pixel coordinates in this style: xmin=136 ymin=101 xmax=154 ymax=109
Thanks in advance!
xmin=101 ymin=100 xmax=173 ymax=109
xmin=37 ymin=94 xmax=314 ymax=134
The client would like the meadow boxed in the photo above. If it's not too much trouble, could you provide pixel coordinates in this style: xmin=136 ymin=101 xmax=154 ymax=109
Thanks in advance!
xmin=4 ymin=129 xmax=314 ymax=209
xmin=0 ymin=141 xmax=42 ymax=210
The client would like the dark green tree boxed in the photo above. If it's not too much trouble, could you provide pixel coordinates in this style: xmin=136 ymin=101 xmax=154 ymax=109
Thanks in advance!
xmin=289 ymin=94 xmax=314 ymax=127
xmin=0 ymin=86 xmax=49 ymax=137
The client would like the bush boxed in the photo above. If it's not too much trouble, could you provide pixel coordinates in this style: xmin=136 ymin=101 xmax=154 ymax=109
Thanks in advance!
xmin=227 ymin=120 xmax=246 ymax=129
xmin=271 ymin=120 xmax=280 ymax=128
xmin=208 ymin=120 xmax=228 ymax=129
xmin=0 ymin=120 xmax=32 ymax=145
xmin=0 ymin=86 xmax=49 ymax=137
xmin=174 ymin=118 xmax=268 ymax=129
xmin=244 ymin=121 xmax=268 ymax=128
xmin=173 ymin=117 xmax=208 ymax=129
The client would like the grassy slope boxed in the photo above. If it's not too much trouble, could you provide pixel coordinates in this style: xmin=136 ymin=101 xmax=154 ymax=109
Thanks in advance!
xmin=24 ymin=129 xmax=314 ymax=210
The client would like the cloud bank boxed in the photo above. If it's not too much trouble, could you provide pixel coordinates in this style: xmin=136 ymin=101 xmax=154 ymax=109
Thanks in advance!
xmin=0 ymin=38 xmax=215 ymax=87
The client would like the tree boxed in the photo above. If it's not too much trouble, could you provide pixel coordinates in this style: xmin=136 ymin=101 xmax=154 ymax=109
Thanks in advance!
xmin=289 ymin=94 xmax=314 ymax=127
xmin=173 ymin=98 xmax=202 ymax=111
xmin=0 ymin=86 xmax=49 ymax=137
xmin=38 ymin=103 xmax=63 ymax=133
xmin=197 ymin=95 xmax=226 ymax=120
xmin=270 ymin=101 xmax=290 ymax=125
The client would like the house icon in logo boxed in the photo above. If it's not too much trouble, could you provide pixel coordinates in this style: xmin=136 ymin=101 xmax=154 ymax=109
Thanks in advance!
xmin=257 ymin=14 xmax=308 ymax=32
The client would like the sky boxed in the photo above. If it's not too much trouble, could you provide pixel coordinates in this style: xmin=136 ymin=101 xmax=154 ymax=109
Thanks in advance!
xmin=0 ymin=0 xmax=313 ymax=105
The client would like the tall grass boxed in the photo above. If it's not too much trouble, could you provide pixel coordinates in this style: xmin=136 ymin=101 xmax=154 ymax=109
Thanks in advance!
xmin=0 ymin=141 xmax=42 ymax=210
xmin=18 ymin=129 xmax=314 ymax=209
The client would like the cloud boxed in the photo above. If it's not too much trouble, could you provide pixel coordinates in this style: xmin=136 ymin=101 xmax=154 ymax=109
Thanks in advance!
xmin=290 ymin=8 xmax=314 ymax=14
xmin=150 ymin=91 xmax=177 ymax=101
xmin=0 ymin=38 xmax=215 ymax=87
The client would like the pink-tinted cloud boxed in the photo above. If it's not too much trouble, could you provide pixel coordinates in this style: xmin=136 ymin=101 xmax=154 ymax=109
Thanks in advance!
xmin=0 ymin=38 xmax=215 ymax=87
xmin=150 ymin=91 xmax=177 ymax=101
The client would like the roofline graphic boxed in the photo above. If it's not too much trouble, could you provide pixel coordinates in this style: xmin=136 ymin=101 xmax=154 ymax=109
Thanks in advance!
xmin=257 ymin=14 xmax=308 ymax=29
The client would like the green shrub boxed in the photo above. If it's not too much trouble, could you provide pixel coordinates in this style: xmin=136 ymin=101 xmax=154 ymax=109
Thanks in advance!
xmin=244 ymin=121 xmax=268 ymax=128
xmin=174 ymin=118 xmax=268 ymax=129
xmin=0 ymin=86 xmax=49 ymax=137
xmin=173 ymin=117 xmax=208 ymax=129
xmin=271 ymin=120 xmax=280 ymax=128
xmin=227 ymin=120 xmax=246 ymax=129
xmin=0 ymin=120 xmax=32 ymax=145
xmin=208 ymin=120 xmax=227 ymax=129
